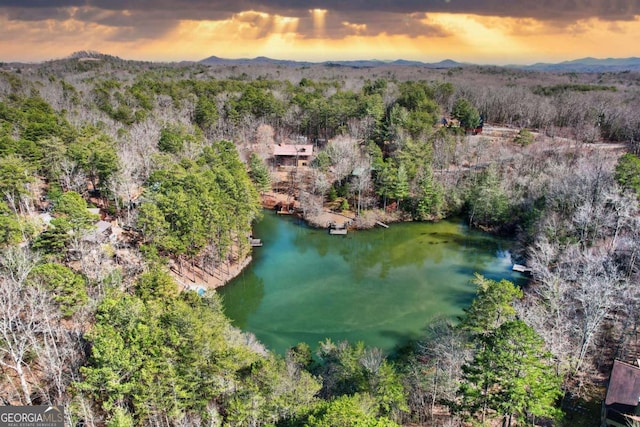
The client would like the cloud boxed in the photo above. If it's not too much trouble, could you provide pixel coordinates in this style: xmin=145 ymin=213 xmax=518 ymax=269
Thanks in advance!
xmin=0 ymin=3 xmax=452 ymax=41
xmin=3 ymin=0 xmax=640 ymax=27
xmin=1 ymin=0 xmax=639 ymax=63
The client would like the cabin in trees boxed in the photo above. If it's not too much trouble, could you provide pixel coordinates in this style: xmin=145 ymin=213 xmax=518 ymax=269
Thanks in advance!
xmin=601 ymin=360 xmax=640 ymax=427
xmin=273 ymin=143 xmax=313 ymax=168
xmin=82 ymin=220 xmax=114 ymax=244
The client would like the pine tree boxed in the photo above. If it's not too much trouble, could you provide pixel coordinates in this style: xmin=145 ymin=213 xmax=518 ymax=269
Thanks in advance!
xmin=459 ymin=274 xmax=523 ymax=336
xmin=415 ymin=168 xmax=444 ymax=220
xmin=393 ymin=165 xmax=410 ymax=211
xmin=458 ymin=320 xmax=562 ymax=426
xmin=248 ymin=152 xmax=271 ymax=194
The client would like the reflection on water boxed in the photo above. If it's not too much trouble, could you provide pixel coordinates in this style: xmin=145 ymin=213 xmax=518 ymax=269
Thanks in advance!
xmin=219 ymin=211 xmax=525 ymax=355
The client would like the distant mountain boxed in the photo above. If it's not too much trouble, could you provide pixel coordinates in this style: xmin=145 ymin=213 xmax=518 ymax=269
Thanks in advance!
xmin=423 ymin=59 xmax=465 ymax=68
xmin=199 ymin=55 xmax=467 ymax=69
xmin=200 ymin=55 xmax=312 ymax=67
xmin=519 ymin=57 xmax=640 ymax=72
xmin=6 ymin=52 xmax=639 ymax=73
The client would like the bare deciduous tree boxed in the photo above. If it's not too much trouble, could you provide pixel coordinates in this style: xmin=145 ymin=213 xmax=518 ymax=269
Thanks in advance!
xmin=0 ymin=248 xmax=40 ymax=404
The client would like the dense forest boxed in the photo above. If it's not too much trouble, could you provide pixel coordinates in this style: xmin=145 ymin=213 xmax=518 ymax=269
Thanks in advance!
xmin=1 ymin=52 xmax=640 ymax=426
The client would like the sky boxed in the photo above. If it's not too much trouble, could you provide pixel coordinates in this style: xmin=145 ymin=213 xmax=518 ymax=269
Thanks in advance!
xmin=0 ymin=0 xmax=639 ymax=65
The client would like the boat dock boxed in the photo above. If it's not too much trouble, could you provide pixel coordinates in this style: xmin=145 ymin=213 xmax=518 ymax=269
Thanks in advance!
xmin=512 ymin=264 xmax=532 ymax=274
xmin=327 ymin=220 xmax=349 ymax=235
xmin=329 ymin=228 xmax=348 ymax=235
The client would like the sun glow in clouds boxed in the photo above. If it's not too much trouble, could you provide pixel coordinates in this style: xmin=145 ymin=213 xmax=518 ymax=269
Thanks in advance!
xmin=272 ymin=15 xmax=299 ymax=34
xmin=1 ymin=4 xmax=640 ymax=64
xmin=311 ymin=9 xmax=327 ymax=38
xmin=342 ymin=21 xmax=367 ymax=35
xmin=428 ymin=13 xmax=524 ymax=57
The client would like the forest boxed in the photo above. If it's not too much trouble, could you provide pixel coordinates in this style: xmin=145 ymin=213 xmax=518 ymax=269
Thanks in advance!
xmin=1 ymin=52 xmax=640 ymax=426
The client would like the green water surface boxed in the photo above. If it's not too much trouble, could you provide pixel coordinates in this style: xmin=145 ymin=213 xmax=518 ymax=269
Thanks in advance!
xmin=219 ymin=211 xmax=523 ymax=355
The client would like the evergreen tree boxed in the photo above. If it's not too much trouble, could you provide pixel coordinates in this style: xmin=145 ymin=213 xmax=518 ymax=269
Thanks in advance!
xmin=466 ymin=165 xmax=511 ymax=227
xmin=452 ymin=98 xmax=481 ymax=130
xmin=458 ymin=320 xmax=562 ymax=426
xmin=54 ymin=191 xmax=98 ymax=232
xmin=194 ymin=95 xmax=219 ymax=129
xmin=0 ymin=201 xmax=26 ymax=246
xmin=29 ymin=263 xmax=87 ymax=317
xmin=393 ymin=164 xmax=410 ymax=211
xmin=0 ymin=155 xmax=34 ymax=214
xmin=615 ymin=153 xmax=640 ymax=197
xmin=459 ymin=274 xmax=523 ymax=336
xmin=248 ymin=152 xmax=271 ymax=194
xmin=306 ymin=394 xmax=400 ymax=427
xmin=157 ymin=125 xmax=185 ymax=154
xmin=375 ymin=160 xmax=396 ymax=210
xmin=514 ymin=128 xmax=534 ymax=146
xmin=414 ymin=168 xmax=444 ymax=220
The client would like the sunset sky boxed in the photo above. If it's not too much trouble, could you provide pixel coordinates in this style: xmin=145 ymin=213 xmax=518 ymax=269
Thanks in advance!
xmin=1 ymin=0 xmax=639 ymax=64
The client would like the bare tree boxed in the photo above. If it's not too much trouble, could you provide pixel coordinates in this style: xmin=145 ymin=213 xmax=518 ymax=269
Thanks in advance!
xmin=0 ymin=247 xmax=41 ymax=404
xmin=326 ymin=135 xmax=360 ymax=185
xmin=409 ymin=320 xmax=470 ymax=422
xmin=523 ymin=239 xmax=628 ymax=382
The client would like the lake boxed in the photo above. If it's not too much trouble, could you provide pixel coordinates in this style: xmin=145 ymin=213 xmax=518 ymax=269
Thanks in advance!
xmin=219 ymin=211 xmax=524 ymax=355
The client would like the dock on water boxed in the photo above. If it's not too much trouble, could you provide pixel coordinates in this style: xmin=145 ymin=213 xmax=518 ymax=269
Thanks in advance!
xmin=327 ymin=220 xmax=349 ymax=235
xmin=329 ymin=228 xmax=348 ymax=235
xmin=512 ymin=264 xmax=532 ymax=274
xmin=249 ymin=238 xmax=263 ymax=247
xmin=376 ymin=221 xmax=389 ymax=228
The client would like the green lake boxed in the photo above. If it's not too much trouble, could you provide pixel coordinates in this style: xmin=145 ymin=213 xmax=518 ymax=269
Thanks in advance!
xmin=219 ymin=211 xmax=525 ymax=355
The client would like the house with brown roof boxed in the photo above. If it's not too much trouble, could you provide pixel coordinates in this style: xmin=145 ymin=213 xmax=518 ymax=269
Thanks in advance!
xmin=602 ymin=360 xmax=640 ymax=426
xmin=273 ymin=143 xmax=313 ymax=167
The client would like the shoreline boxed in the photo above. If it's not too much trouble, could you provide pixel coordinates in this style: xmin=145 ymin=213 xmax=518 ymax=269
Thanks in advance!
xmin=260 ymin=190 xmax=403 ymax=231
xmin=171 ymin=193 xmax=403 ymax=292
xmin=171 ymin=254 xmax=254 ymax=293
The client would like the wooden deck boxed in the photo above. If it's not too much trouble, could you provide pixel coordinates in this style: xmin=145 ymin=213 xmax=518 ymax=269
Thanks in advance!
xmin=328 ymin=228 xmax=348 ymax=235
xmin=250 ymin=238 xmax=263 ymax=247
xmin=512 ymin=264 xmax=532 ymax=274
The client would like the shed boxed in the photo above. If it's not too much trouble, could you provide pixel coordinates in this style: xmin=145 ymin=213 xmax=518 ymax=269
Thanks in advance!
xmin=602 ymin=360 xmax=640 ymax=426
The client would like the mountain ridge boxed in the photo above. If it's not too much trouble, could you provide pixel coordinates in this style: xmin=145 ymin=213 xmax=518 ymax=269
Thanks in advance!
xmin=4 ymin=52 xmax=640 ymax=72
xmin=200 ymin=55 xmax=640 ymax=72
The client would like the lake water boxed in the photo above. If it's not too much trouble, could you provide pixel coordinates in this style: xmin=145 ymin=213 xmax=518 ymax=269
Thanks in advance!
xmin=219 ymin=211 xmax=524 ymax=355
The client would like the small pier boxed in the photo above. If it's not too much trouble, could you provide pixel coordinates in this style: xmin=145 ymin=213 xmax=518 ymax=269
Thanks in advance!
xmin=327 ymin=221 xmax=349 ymax=235
xmin=275 ymin=202 xmax=296 ymax=215
xmin=376 ymin=221 xmax=389 ymax=229
xmin=512 ymin=264 xmax=532 ymax=274
xmin=329 ymin=228 xmax=348 ymax=235
xmin=249 ymin=238 xmax=263 ymax=247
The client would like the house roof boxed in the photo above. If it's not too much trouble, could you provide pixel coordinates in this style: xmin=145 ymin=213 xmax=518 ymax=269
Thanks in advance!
xmin=95 ymin=220 xmax=112 ymax=234
xmin=605 ymin=360 xmax=640 ymax=406
xmin=273 ymin=144 xmax=313 ymax=157
xmin=82 ymin=221 xmax=113 ymax=244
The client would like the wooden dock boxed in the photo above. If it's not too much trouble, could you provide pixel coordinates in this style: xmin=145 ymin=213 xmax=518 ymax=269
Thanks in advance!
xmin=376 ymin=221 xmax=389 ymax=228
xmin=512 ymin=264 xmax=532 ymax=274
xmin=249 ymin=238 xmax=263 ymax=247
xmin=328 ymin=228 xmax=348 ymax=235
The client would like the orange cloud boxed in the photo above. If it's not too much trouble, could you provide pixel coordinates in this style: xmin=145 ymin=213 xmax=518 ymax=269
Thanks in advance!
xmin=0 ymin=9 xmax=639 ymax=64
